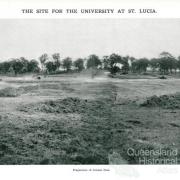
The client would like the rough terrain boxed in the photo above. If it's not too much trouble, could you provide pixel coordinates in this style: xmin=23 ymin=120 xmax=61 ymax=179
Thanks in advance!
xmin=0 ymin=75 xmax=179 ymax=164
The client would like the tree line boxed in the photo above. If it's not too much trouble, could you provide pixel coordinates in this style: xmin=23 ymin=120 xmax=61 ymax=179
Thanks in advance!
xmin=0 ymin=51 xmax=180 ymax=75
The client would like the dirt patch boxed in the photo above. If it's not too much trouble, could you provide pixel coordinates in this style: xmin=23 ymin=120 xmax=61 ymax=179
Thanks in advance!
xmin=14 ymin=84 xmax=115 ymax=164
xmin=141 ymin=93 xmax=180 ymax=109
xmin=18 ymin=97 xmax=109 ymax=114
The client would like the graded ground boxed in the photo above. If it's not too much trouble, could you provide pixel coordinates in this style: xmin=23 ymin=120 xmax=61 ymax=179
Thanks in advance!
xmin=0 ymin=74 xmax=179 ymax=164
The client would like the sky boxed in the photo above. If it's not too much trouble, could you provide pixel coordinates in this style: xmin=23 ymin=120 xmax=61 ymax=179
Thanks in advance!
xmin=0 ymin=19 xmax=180 ymax=61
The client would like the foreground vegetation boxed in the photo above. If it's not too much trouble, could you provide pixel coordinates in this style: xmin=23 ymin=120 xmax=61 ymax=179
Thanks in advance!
xmin=0 ymin=75 xmax=179 ymax=164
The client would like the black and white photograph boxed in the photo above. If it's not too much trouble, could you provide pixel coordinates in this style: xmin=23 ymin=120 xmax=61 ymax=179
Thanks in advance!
xmin=0 ymin=18 xmax=179 ymax=165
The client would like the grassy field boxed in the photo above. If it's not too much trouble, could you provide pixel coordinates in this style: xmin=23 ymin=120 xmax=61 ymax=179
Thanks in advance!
xmin=0 ymin=74 xmax=179 ymax=164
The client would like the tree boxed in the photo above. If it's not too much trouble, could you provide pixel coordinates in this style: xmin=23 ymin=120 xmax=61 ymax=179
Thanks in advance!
xmin=128 ymin=56 xmax=136 ymax=72
xmin=45 ymin=61 xmax=57 ymax=73
xmin=52 ymin=53 xmax=61 ymax=71
xmin=28 ymin=59 xmax=39 ymax=73
xmin=121 ymin=56 xmax=130 ymax=74
xmin=159 ymin=51 xmax=174 ymax=59
xmin=39 ymin=53 xmax=48 ymax=71
xmin=0 ymin=61 xmax=11 ymax=74
xmin=86 ymin=54 xmax=101 ymax=69
xmin=20 ymin=57 xmax=29 ymax=73
xmin=102 ymin=56 xmax=109 ymax=70
xmin=73 ymin=58 xmax=84 ymax=71
xmin=158 ymin=58 xmax=170 ymax=74
xmin=8 ymin=66 xmax=15 ymax=75
xmin=149 ymin=58 xmax=159 ymax=72
xmin=177 ymin=56 xmax=180 ymax=73
xmin=132 ymin=58 xmax=149 ymax=73
xmin=108 ymin=54 xmax=121 ymax=67
xmin=158 ymin=52 xmax=177 ymax=74
xmin=139 ymin=58 xmax=149 ymax=72
xmin=171 ymin=58 xmax=178 ymax=74
xmin=11 ymin=59 xmax=24 ymax=75
xmin=0 ymin=58 xmax=40 ymax=74
xmin=62 ymin=57 xmax=72 ymax=72
xmin=108 ymin=53 xmax=122 ymax=74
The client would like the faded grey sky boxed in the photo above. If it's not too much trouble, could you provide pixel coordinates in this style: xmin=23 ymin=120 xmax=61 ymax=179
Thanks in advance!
xmin=0 ymin=19 xmax=180 ymax=61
